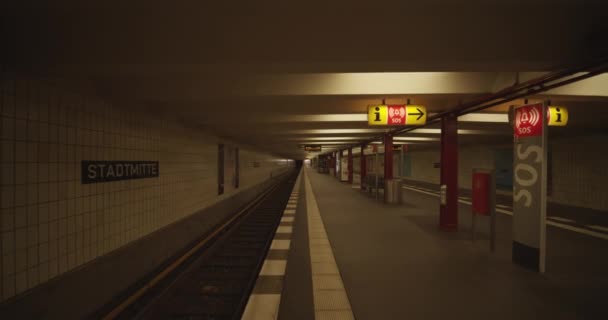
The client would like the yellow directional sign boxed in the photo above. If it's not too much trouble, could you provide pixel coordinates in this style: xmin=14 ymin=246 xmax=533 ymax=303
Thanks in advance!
xmin=368 ymin=105 xmax=388 ymax=125
xmin=405 ymin=105 xmax=427 ymax=125
xmin=547 ymin=106 xmax=568 ymax=126
xmin=368 ymin=105 xmax=427 ymax=126
xmin=304 ymin=145 xmax=322 ymax=152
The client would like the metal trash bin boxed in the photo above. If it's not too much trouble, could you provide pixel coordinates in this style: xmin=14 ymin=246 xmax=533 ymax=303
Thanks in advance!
xmin=385 ymin=179 xmax=402 ymax=204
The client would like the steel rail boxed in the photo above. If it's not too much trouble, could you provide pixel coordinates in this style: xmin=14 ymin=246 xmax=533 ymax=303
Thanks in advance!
xmin=101 ymin=173 xmax=291 ymax=320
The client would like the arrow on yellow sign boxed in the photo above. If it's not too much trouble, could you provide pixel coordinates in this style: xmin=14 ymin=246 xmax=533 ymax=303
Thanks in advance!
xmin=368 ymin=105 xmax=427 ymax=126
xmin=405 ymin=105 xmax=427 ymax=125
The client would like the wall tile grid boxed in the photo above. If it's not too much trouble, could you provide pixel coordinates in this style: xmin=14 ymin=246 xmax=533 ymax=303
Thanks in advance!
xmin=457 ymin=147 xmax=495 ymax=189
xmin=550 ymin=134 xmax=608 ymax=211
xmin=0 ymin=78 xmax=291 ymax=302
xmin=405 ymin=140 xmax=608 ymax=211
xmin=408 ymin=149 xmax=441 ymax=184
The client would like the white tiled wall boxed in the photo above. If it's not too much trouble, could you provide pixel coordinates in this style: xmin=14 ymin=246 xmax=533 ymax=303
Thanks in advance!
xmin=457 ymin=146 xmax=495 ymax=190
xmin=408 ymin=146 xmax=499 ymax=187
xmin=0 ymin=78 xmax=291 ymax=302
xmin=407 ymin=149 xmax=441 ymax=184
xmin=550 ymin=134 xmax=608 ymax=211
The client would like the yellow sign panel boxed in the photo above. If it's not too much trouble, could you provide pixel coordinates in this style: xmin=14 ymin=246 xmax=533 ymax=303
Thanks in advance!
xmin=368 ymin=105 xmax=388 ymax=125
xmin=547 ymin=106 xmax=568 ymax=126
xmin=368 ymin=105 xmax=427 ymax=126
xmin=405 ymin=105 xmax=427 ymax=125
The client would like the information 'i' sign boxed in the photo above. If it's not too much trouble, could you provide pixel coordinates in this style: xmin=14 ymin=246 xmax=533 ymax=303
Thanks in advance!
xmin=368 ymin=105 xmax=427 ymax=126
xmin=547 ymin=106 xmax=568 ymax=126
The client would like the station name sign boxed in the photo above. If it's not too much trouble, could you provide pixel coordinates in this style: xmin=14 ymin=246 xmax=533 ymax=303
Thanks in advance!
xmin=81 ymin=161 xmax=159 ymax=184
xmin=368 ymin=105 xmax=427 ymax=126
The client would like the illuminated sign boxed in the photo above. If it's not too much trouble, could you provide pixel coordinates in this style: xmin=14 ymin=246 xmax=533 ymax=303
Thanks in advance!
xmin=368 ymin=105 xmax=388 ymax=125
xmin=405 ymin=106 xmax=427 ymax=125
xmin=368 ymin=105 xmax=427 ymax=126
xmin=387 ymin=105 xmax=406 ymax=125
xmin=304 ymin=145 xmax=322 ymax=152
xmin=514 ymin=103 xmax=543 ymax=138
xmin=547 ymin=106 xmax=568 ymax=126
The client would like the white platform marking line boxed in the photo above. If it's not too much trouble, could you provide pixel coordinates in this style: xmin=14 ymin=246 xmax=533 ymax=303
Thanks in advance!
xmin=496 ymin=208 xmax=513 ymax=216
xmin=241 ymin=294 xmax=282 ymax=320
xmin=548 ymin=216 xmax=575 ymax=223
xmin=242 ymin=169 xmax=302 ymax=320
xmin=304 ymin=170 xmax=354 ymax=318
xmin=276 ymin=226 xmax=293 ymax=234
xmin=402 ymin=185 xmax=437 ymax=196
xmin=403 ymin=185 xmax=608 ymax=240
xmin=587 ymin=225 xmax=608 ymax=233
xmin=259 ymin=260 xmax=287 ymax=276
xmin=281 ymin=216 xmax=295 ymax=223
xmin=548 ymin=222 xmax=608 ymax=240
xmin=270 ymin=239 xmax=291 ymax=250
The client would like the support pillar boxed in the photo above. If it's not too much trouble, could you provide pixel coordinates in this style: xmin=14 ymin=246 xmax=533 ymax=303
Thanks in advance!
xmin=360 ymin=145 xmax=366 ymax=186
xmin=512 ymin=103 xmax=548 ymax=273
xmin=440 ymin=114 xmax=458 ymax=231
xmin=383 ymin=133 xmax=393 ymax=180
xmin=347 ymin=148 xmax=353 ymax=183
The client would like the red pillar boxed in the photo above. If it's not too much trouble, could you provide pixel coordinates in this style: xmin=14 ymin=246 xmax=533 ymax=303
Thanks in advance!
xmin=440 ymin=114 xmax=458 ymax=231
xmin=347 ymin=148 xmax=353 ymax=183
xmin=360 ymin=144 xmax=366 ymax=184
xmin=383 ymin=133 xmax=393 ymax=180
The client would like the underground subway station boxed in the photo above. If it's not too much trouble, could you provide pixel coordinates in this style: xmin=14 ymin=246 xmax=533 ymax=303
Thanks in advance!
xmin=1 ymin=2 xmax=608 ymax=319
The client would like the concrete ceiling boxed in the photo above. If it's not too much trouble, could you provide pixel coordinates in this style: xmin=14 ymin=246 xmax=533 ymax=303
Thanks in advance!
xmin=4 ymin=0 xmax=608 ymax=71
xmin=2 ymin=1 xmax=608 ymax=159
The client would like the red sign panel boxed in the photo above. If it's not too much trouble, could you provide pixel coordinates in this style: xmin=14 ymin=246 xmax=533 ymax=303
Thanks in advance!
xmin=472 ymin=172 xmax=490 ymax=215
xmin=514 ymin=104 xmax=543 ymax=138
xmin=387 ymin=105 xmax=406 ymax=125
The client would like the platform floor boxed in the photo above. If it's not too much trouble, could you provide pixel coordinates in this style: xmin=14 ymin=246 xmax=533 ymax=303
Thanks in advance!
xmin=274 ymin=168 xmax=607 ymax=320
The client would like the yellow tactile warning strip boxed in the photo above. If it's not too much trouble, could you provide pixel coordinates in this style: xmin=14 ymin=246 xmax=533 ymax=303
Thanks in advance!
xmin=304 ymin=170 xmax=355 ymax=320
xmin=241 ymin=171 xmax=302 ymax=320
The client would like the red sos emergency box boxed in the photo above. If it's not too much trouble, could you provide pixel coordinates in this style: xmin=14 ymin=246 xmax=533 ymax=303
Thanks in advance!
xmin=472 ymin=172 xmax=491 ymax=215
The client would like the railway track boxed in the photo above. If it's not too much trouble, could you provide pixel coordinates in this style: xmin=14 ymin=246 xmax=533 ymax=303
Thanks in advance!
xmin=99 ymin=169 xmax=300 ymax=320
